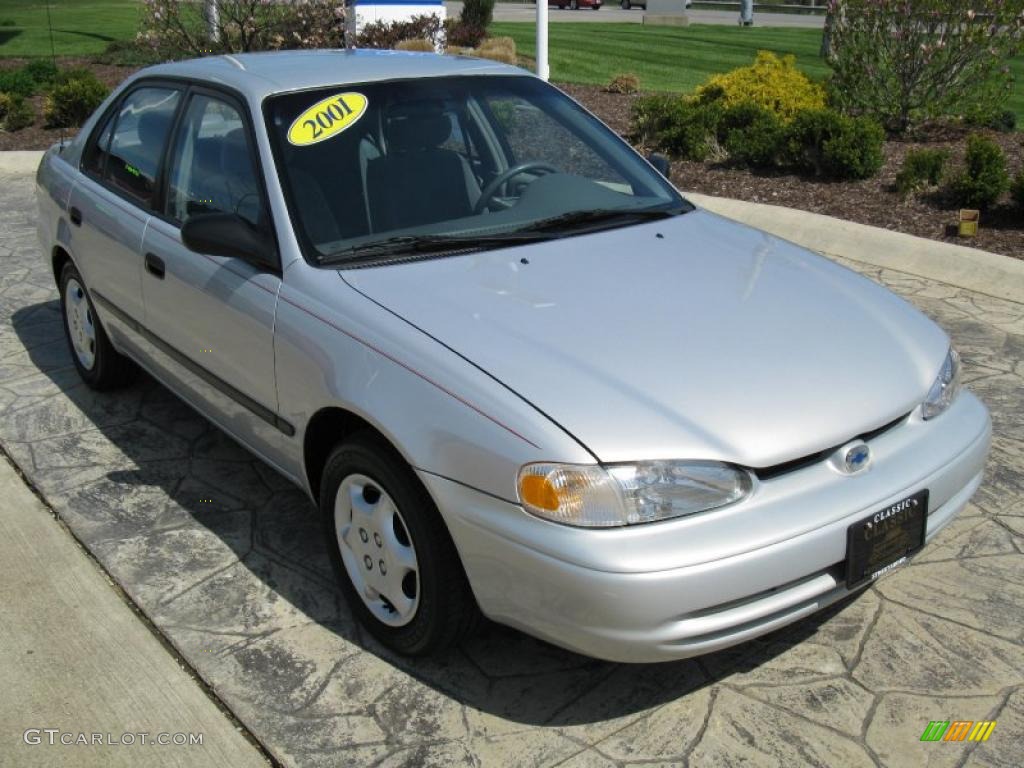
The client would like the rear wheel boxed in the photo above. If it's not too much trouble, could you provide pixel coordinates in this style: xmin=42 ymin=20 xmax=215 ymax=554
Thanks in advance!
xmin=59 ymin=262 xmax=134 ymax=390
xmin=320 ymin=433 xmax=479 ymax=655
xmin=621 ymin=0 xmax=630 ymax=6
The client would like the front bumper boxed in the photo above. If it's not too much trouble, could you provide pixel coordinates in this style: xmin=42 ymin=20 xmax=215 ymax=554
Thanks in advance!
xmin=421 ymin=392 xmax=991 ymax=663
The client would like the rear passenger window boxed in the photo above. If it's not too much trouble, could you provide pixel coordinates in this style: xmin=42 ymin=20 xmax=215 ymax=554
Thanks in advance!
xmin=104 ymin=87 xmax=181 ymax=207
xmin=83 ymin=111 xmax=115 ymax=177
xmin=165 ymin=94 xmax=264 ymax=229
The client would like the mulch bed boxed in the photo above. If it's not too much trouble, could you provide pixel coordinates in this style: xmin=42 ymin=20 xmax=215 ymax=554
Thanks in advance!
xmin=0 ymin=57 xmax=136 ymax=151
xmin=2 ymin=64 xmax=1021 ymax=258
xmin=560 ymin=82 xmax=1024 ymax=260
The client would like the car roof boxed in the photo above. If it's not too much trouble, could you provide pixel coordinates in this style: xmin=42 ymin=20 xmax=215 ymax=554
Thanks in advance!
xmin=138 ymin=49 xmax=528 ymax=100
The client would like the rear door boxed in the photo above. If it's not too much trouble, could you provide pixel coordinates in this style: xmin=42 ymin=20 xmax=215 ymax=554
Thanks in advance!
xmin=70 ymin=84 xmax=182 ymax=344
xmin=139 ymin=87 xmax=288 ymax=457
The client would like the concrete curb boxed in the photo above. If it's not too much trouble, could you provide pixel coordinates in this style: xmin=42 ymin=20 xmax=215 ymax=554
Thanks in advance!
xmin=687 ymin=192 xmax=1024 ymax=305
xmin=0 ymin=150 xmax=45 ymax=175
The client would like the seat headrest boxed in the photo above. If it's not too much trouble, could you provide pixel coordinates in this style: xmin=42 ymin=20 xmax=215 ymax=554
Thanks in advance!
xmin=384 ymin=100 xmax=452 ymax=153
xmin=136 ymin=110 xmax=170 ymax=154
xmin=219 ymin=128 xmax=251 ymax=179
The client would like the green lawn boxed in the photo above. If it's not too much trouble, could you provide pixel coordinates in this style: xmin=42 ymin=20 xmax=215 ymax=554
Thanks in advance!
xmin=1 ymin=5 xmax=1021 ymax=123
xmin=0 ymin=0 xmax=140 ymax=59
xmin=492 ymin=21 xmax=1024 ymax=123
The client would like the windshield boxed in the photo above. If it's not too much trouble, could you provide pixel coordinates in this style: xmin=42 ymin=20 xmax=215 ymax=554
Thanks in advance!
xmin=265 ymin=74 xmax=689 ymax=266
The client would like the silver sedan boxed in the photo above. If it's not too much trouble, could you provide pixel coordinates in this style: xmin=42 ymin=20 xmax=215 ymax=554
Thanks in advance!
xmin=35 ymin=51 xmax=990 ymax=662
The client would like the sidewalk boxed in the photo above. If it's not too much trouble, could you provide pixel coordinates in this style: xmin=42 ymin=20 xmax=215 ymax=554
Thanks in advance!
xmin=0 ymin=454 xmax=270 ymax=768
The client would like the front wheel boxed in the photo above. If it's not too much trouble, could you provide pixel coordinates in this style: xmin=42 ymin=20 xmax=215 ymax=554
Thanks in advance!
xmin=621 ymin=0 xmax=631 ymax=7
xmin=320 ymin=434 xmax=479 ymax=655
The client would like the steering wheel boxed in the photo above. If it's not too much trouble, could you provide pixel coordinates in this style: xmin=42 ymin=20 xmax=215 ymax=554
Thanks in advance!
xmin=474 ymin=162 xmax=558 ymax=214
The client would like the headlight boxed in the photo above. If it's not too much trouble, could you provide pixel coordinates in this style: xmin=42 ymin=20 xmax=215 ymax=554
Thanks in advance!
xmin=921 ymin=347 xmax=962 ymax=420
xmin=517 ymin=460 xmax=753 ymax=527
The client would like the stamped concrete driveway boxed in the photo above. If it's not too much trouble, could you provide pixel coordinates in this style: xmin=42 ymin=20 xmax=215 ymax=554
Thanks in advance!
xmin=1 ymin=165 xmax=1022 ymax=767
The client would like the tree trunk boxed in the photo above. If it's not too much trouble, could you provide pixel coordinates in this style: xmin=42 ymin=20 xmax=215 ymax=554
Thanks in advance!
xmin=820 ymin=1 xmax=836 ymax=60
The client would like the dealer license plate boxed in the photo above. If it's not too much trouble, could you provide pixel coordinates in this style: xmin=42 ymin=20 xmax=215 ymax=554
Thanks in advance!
xmin=846 ymin=489 xmax=928 ymax=589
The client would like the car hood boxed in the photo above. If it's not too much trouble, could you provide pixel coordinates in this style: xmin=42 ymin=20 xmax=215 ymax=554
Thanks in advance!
xmin=342 ymin=210 xmax=949 ymax=467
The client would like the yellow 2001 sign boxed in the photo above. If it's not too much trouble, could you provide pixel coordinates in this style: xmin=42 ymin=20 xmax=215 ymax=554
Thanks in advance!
xmin=287 ymin=92 xmax=368 ymax=146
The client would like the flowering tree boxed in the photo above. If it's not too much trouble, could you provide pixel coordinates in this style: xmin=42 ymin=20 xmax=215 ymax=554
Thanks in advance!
xmin=827 ymin=0 xmax=1024 ymax=131
xmin=139 ymin=0 xmax=346 ymax=57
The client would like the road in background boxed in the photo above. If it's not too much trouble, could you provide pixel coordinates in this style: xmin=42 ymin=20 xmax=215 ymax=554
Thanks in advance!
xmin=444 ymin=2 xmax=826 ymax=27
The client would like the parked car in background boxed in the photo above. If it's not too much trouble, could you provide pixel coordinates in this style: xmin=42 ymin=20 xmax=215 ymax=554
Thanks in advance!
xmin=554 ymin=0 xmax=602 ymax=9
xmin=37 ymin=51 xmax=990 ymax=663
xmin=620 ymin=0 xmax=693 ymax=8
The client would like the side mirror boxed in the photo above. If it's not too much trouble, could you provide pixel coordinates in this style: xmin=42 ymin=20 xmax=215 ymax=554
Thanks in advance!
xmin=647 ymin=152 xmax=671 ymax=177
xmin=181 ymin=213 xmax=277 ymax=270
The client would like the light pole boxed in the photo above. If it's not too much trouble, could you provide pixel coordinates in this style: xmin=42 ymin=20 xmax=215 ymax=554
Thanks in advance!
xmin=739 ymin=0 xmax=753 ymax=26
xmin=204 ymin=0 xmax=220 ymax=43
xmin=536 ymin=0 xmax=549 ymax=81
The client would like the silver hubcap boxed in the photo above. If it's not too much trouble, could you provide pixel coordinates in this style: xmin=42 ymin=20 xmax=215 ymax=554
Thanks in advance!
xmin=335 ymin=474 xmax=419 ymax=627
xmin=64 ymin=278 xmax=96 ymax=370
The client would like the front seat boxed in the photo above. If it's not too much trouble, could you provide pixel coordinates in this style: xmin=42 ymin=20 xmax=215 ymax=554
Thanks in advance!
xmin=218 ymin=128 xmax=262 ymax=226
xmin=365 ymin=101 xmax=480 ymax=233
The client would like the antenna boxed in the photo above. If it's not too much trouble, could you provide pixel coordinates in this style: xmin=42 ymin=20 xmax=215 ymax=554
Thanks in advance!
xmin=44 ymin=0 xmax=66 ymax=150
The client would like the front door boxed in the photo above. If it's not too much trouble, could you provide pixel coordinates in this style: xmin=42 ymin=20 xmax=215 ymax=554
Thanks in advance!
xmin=140 ymin=89 xmax=288 ymax=465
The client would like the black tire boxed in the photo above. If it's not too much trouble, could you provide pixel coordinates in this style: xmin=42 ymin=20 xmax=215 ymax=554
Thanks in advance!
xmin=320 ymin=432 xmax=480 ymax=656
xmin=569 ymin=0 xmax=579 ymax=8
xmin=59 ymin=262 xmax=134 ymax=390
xmin=621 ymin=0 xmax=630 ymax=7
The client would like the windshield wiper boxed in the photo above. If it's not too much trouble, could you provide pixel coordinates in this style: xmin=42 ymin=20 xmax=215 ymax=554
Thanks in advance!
xmin=318 ymin=206 xmax=685 ymax=267
xmin=318 ymin=231 xmax=553 ymax=266
xmin=518 ymin=206 xmax=682 ymax=235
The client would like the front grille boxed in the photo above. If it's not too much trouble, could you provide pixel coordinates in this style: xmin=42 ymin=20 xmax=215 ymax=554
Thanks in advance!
xmin=755 ymin=412 xmax=910 ymax=481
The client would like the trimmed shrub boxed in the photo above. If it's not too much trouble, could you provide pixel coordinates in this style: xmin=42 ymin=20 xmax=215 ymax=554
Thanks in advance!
xmin=694 ymin=51 xmax=826 ymax=122
xmin=894 ymin=148 xmax=949 ymax=198
xmin=2 ymin=93 xmax=35 ymax=132
xmin=460 ymin=0 xmax=495 ymax=29
xmin=43 ymin=70 xmax=109 ymax=129
xmin=946 ymin=134 xmax=1010 ymax=209
xmin=395 ymin=38 xmax=435 ymax=52
xmin=718 ymin=102 xmax=785 ymax=167
xmin=444 ymin=18 xmax=486 ymax=48
xmin=1012 ymin=171 xmax=1024 ymax=209
xmin=357 ymin=14 xmax=443 ymax=49
xmin=962 ymin=103 xmax=1018 ymax=133
xmin=605 ymin=73 xmax=640 ymax=95
xmin=820 ymin=116 xmax=885 ymax=180
xmin=631 ymin=95 xmax=722 ymax=162
xmin=0 ymin=68 xmax=36 ymax=98
xmin=785 ymin=109 xmax=884 ymax=180
xmin=22 ymin=60 xmax=58 ymax=87
xmin=96 ymin=39 xmax=166 ymax=67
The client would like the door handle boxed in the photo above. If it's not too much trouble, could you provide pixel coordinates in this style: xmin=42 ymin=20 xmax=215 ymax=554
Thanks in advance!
xmin=69 ymin=206 xmax=82 ymax=226
xmin=144 ymin=252 xmax=165 ymax=279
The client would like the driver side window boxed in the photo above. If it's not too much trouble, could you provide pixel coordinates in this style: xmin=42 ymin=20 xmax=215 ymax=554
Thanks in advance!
xmin=165 ymin=94 xmax=264 ymax=229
